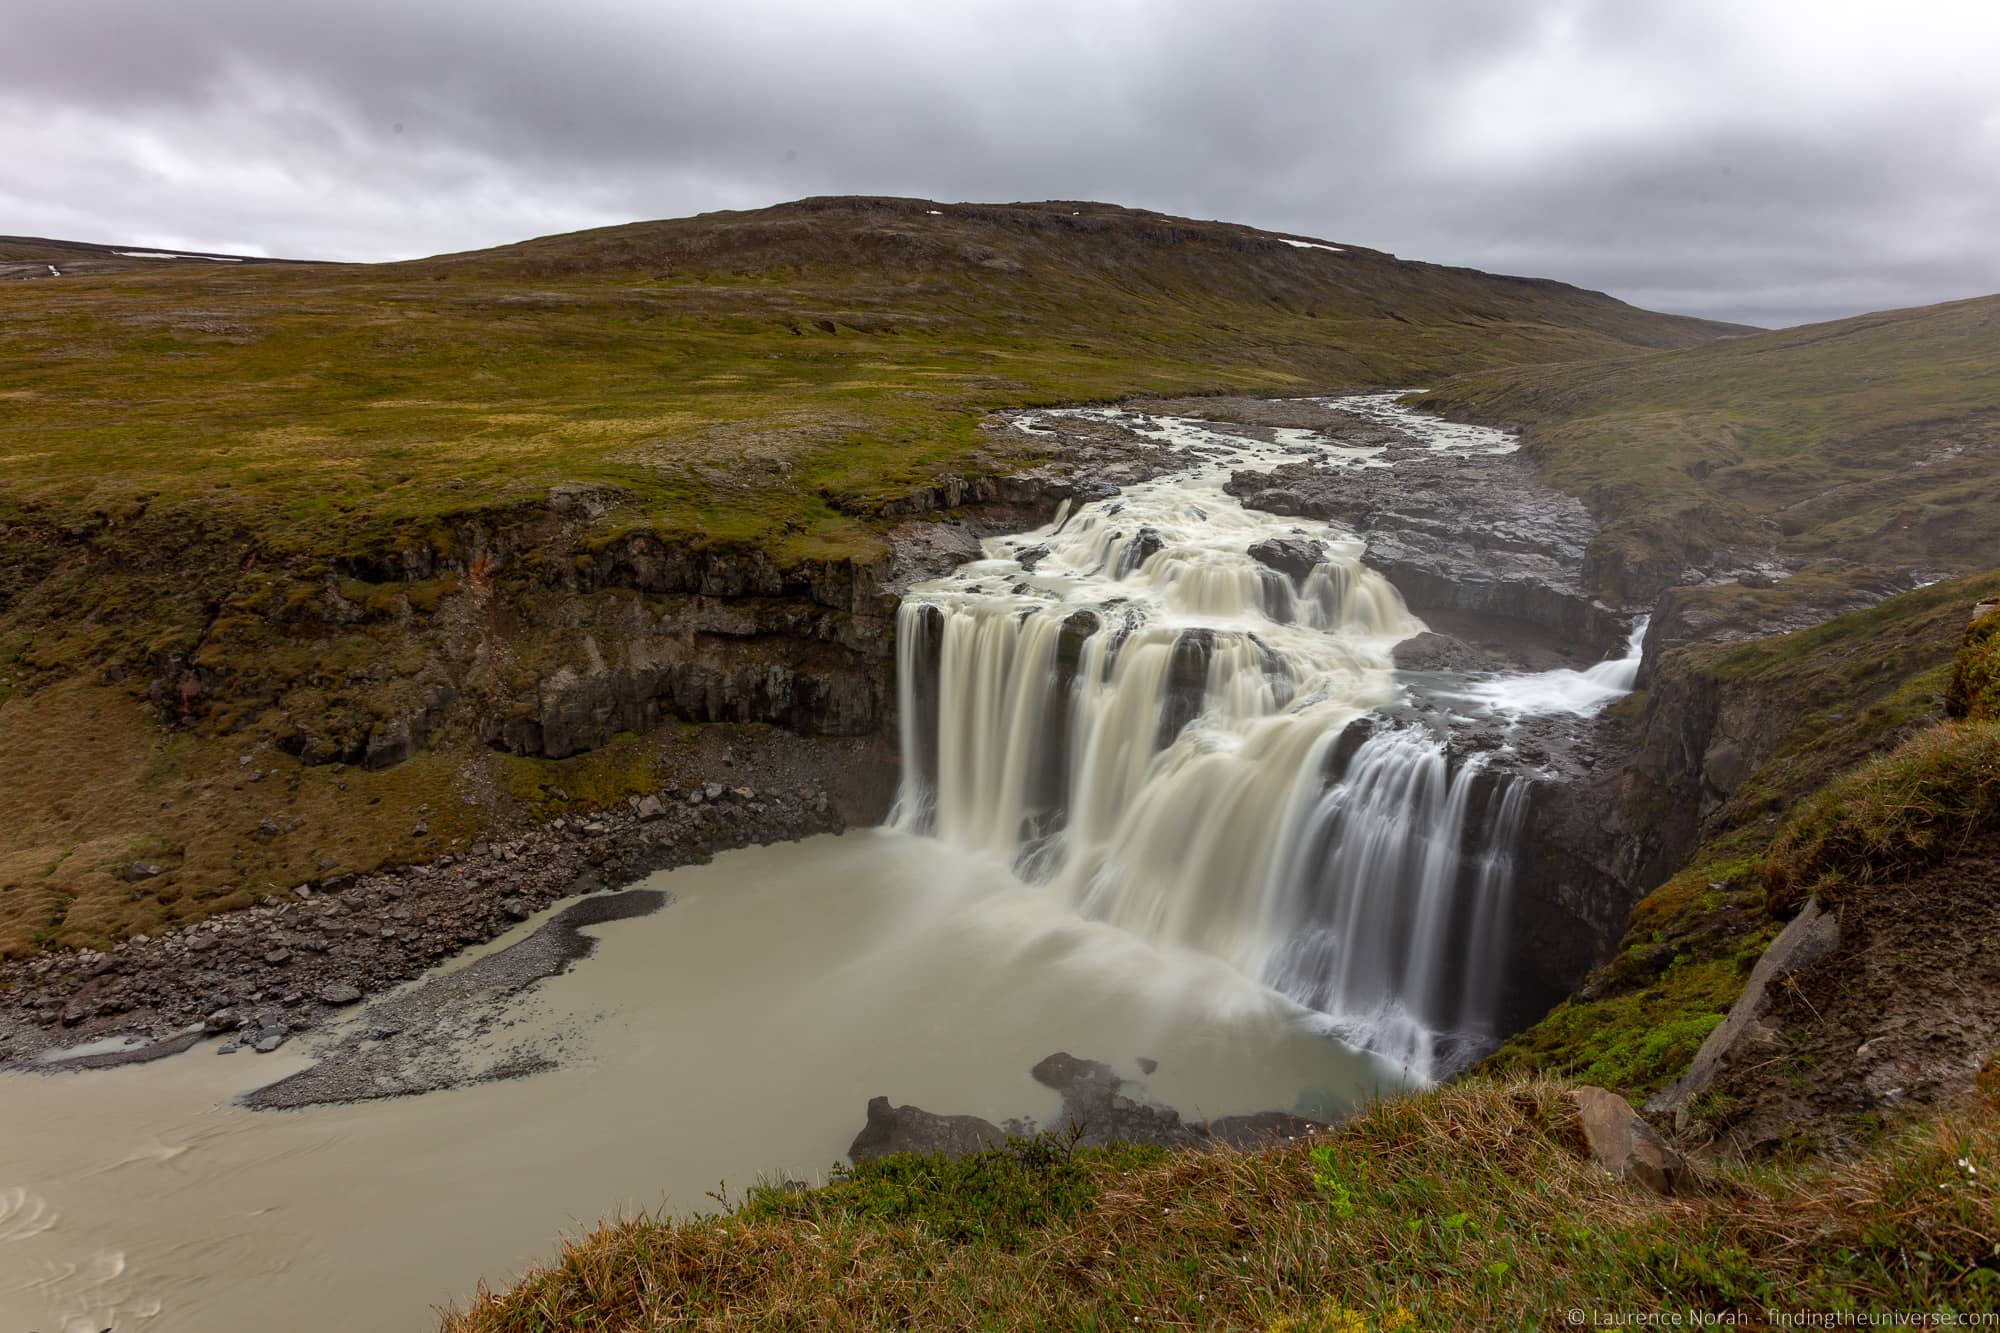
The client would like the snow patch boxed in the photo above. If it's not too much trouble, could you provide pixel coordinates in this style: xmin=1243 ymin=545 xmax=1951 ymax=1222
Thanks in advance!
xmin=1279 ymin=238 xmax=1344 ymax=254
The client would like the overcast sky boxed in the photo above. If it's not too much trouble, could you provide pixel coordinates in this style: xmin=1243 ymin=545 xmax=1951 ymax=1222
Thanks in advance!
xmin=5 ymin=0 xmax=1996 ymax=328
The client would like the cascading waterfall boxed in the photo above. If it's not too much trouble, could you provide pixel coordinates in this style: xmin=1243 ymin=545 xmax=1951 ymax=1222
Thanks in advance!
xmin=893 ymin=397 xmax=1562 ymax=1077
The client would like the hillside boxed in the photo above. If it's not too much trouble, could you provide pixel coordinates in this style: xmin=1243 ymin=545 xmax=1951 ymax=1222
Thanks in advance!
xmin=0 ymin=196 xmax=1736 ymax=957
xmin=0 ymin=234 xmax=302 ymax=282
xmin=1413 ymin=295 xmax=2000 ymax=604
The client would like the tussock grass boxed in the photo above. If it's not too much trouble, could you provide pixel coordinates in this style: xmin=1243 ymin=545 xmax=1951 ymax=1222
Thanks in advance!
xmin=441 ymin=1079 xmax=2000 ymax=1331
xmin=1762 ymin=720 xmax=2000 ymax=912
xmin=1948 ymin=606 xmax=2000 ymax=723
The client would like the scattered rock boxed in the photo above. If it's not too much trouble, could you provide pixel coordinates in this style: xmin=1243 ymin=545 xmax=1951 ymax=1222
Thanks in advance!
xmin=251 ymin=1026 xmax=288 ymax=1054
xmin=499 ymin=898 xmax=532 ymax=921
xmin=319 ymin=983 xmax=363 ymax=1006
xmin=124 ymin=861 xmax=166 ymax=881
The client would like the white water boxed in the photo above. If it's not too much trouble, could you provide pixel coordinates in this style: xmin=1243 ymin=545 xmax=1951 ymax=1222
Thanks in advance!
xmin=896 ymin=397 xmax=1538 ymax=1075
xmin=1454 ymin=617 xmax=1649 ymax=716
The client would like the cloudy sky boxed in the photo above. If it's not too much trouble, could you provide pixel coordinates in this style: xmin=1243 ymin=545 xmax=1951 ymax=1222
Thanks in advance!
xmin=4 ymin=0 xmax=1996 ymax=327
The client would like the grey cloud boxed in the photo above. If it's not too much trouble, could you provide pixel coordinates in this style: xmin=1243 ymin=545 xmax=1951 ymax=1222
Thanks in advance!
xmin=3 ymin=0 xmax=1996 ymax=327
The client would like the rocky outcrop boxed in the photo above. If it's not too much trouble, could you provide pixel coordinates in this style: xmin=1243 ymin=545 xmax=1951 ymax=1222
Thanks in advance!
xmin=143 ymin=429 xmax=1156 ymax=780
xmin=1225 ymin=447 xmax=1628 ymax=654
xmin=850 ymin=1097 xmax=1008 ymax=1162
xmin=846 ymin=1052 xmax=1326 ymax=1161
xmin=1646 ymin=899 xmax=1840 ymax=1131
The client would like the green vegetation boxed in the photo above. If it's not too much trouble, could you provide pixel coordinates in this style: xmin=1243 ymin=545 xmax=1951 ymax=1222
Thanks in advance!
xmin=1948 ymin=603 xmax=2000 ymax=722
xmin=2 ymin=199 xmax=1727 ymax=573
xmin=1413 ymin=295 xmax=2000 ymax=599
xmin=442 ymin=1079 xmax=2000 ymax=1331
xmin=741 ymin=1129 xmax=1167 ymax=1248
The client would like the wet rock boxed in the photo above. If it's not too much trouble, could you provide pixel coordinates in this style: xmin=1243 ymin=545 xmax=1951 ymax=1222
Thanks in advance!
xmin=1392 ymin=631 xmax=1494 ymax=673
xmin=1569 ymin=1085 xmax=1690 ymax=1196
xmin=1227 ymin=449 xmax=1626 ymax=652
xmin=1247 ymin=536 xmax=1327 ymax=582
xmin=1115 ymin=526 xmax=1168 ymax=576
xmin=849 ymin=1095 xmax=1006 ymax=1162
xmin=852 ymin=1052 xmax=1328 ymax=1162
xmin=205 ymin=1008 xmax=242 ymax=1032
xmin=499 ymin=898 xmax=532 ymax=921
xmin=251 ymin=1026 xmax=288 ymax=1054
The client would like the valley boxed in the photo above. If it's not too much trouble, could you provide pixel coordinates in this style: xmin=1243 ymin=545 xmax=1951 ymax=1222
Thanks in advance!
xmin=3 ymin=200 xmax=1997 ymax=1330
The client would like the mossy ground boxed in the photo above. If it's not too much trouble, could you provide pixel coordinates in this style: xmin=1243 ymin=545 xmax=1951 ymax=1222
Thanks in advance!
xmin=441 ymin=1079 xmax=2000 ymax=1331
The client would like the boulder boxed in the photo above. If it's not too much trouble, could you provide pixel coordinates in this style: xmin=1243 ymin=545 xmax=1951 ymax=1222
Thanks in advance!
xmin=1247 ymin=536 xmax=1327 ymax=582
xmin=1568 ymin=1085 xmax=1690 ymax=1195
xmin=124 ymin=861 xmax=167 ymax=881
xmin=318 ymin=983 xmax=363 ymax=1006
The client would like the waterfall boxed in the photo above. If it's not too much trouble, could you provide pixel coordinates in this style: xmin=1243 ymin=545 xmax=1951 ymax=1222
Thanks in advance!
xmin=891 ymin=398 xmax=1543 ymax=1077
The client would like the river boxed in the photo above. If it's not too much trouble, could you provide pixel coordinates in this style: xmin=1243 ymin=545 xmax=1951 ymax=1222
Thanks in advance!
xmin=1 ymin=394 xmax=1640 ymax=1332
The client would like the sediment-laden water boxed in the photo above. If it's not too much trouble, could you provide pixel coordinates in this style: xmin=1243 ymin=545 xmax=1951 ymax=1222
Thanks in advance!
xmin=0 ymin=834 xmax=1405 ymax=1333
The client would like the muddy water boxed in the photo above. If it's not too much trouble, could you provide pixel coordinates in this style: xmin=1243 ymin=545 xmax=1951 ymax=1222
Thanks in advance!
xmin=1 ymin=831 xmax=1407 ymax=1333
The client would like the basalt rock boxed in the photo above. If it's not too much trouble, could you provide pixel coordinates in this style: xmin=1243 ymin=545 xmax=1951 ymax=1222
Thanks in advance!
xmin=1248 ymin=536 xmax=1327 ymax=583
xmin=846 ymin=1052 xmax=1327 ymax=1162
xmin=849 ymin=1096 xmax=1007 ymax=1162
xmin=1226 ymin=449 xmax=1626 ymax=654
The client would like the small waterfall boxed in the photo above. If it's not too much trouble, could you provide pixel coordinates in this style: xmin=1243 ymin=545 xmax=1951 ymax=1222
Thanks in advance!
xmin=892 ymin=398 xmax=1553 ymax=1077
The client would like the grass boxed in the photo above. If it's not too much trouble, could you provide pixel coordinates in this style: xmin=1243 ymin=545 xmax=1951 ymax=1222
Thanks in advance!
xmin=440 ymin=1078 xmax=2000 ymax=1331
xmin=1761 ymin=719 xmax=2000 ymax=913
xmin=2 ymin=198 xmax=1729 ymax=580
xmin=1413 ymin=294 xmax=2000 ymax=601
